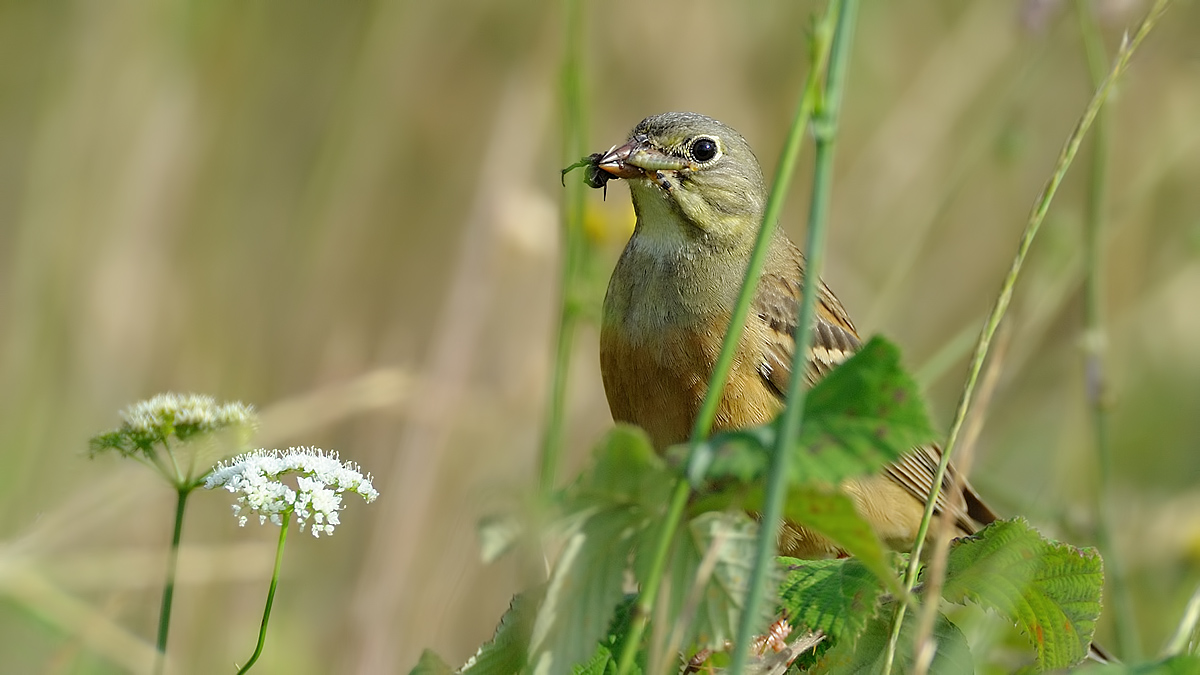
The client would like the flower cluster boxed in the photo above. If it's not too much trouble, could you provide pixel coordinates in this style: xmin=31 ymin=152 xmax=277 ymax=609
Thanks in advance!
xmin=90 ymin=392 xmax=257 ymax=458
xmin=205 ymin=447 xmax=378 ymax=537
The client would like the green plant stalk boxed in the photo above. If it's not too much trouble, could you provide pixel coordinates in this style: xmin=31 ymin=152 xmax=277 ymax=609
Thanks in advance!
xmin=153 ymin=486 xmax=192 ymax=675
xmin=727 ymin=0 xmax=857 ymax=673
xmin=614 ymin=479 xmax=689 ymax=675
xmin=688 ymin=6 xmax=837 ymax=445
xmin=614 ymin=9 xmax=841 ymax=675
xmin=1162 ymin=582 xmax=1200 ymax=657
xmin=237 ymin=514 xmax=290 ymax=674
xmin=541 ymin=0 xmax=587 ymax=495
xmin=1077 ymin=0 xmax=1140 ymax=659
xmin=881 ymin=1 xmax=1171 ymax=671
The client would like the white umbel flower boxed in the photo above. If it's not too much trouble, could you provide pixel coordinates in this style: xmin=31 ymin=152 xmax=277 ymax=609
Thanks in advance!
xmin=120 ymin=392 xmax=256 ymax=443
xmin=90 ymin=392 xmax=258 ymax=489
xmin=206 ymin=447 xmax=378 ymax=537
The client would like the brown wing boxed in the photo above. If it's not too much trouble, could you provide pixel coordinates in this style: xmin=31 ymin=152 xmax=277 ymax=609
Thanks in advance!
xmin=754 ymin=248 xmax=861 ymax=397
xmin=884 ymin=446 xmax=995 ymax=534
xmin=752 ymin=241 xmax=992 ymax=535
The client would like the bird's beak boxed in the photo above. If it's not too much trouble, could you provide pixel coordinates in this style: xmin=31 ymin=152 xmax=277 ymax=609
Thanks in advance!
xmin=598 ymin=137 xmax=688 ymax=179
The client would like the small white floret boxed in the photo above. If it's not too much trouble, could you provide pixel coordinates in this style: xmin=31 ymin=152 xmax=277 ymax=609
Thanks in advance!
xmin=205 ymin=447 xmax=378 ymax=537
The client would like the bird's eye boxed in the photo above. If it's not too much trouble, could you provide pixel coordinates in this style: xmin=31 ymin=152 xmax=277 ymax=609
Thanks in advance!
xmin=689 ymin=137 xmax=719 ymax=163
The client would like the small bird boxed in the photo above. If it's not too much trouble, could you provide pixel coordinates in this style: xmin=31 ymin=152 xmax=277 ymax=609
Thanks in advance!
xmin=591 ymin=110 xmax=1111 ymax=663
xmin=594 ymin=111 xmax=999 ymax=556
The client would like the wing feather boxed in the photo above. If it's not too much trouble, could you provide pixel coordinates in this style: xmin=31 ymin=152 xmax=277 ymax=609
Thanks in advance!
xmin=754 ymin=253 xmax=860 ymax=396
xmin=752 ymin=243 xmax=991 ymax=535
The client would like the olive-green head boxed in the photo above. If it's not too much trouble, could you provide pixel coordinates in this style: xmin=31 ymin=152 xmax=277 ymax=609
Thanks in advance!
xmin=598 ymin=112 xmax=767 ymax=249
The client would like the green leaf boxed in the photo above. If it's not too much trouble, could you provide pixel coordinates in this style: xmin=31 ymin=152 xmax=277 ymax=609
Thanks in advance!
xmin=941 ymin=518 xmax=1104 ymax=670
xmin=570 ymin=597 xmax=640 ymax=675
xmin=530 ymin=506 xmax=643 ymax=674
xmin=88 ymin=430 xmax=134 ymax=458
xmin=573 ymin=425 xmax=672 ymax=509
xmin=600 ymin=595 xmax=641 ymax=675
xmin=777 ymin=557 xmax=885 ymax=642
xmin=679 ymin=340 xmax=921 ymax=592
xmin=460 ymin=590 xmax=539 ymax=675
xmin=685 ymin=512 xmax=762 ymax=649
xmin=781 ymin=486 xmax=898 ymax=591
xmin=678 ymin=335 xmax=935 ymax=532
xmin=408 ymin=649 xmax=454 ymax=675
xmin=673 ymin=424 xmax=774 ymax=488
xmin=681 ymin=336 xmax=936 ymax=490
xmin=1073 ymin=654 xmax=1200 ymax=674
xmin=691 ymin=486 xmax=897 ymax=591
xmin=816 ymin=604 xmax=973 ymax=674
xmin=639 ymin=511 xmax=766 ymax=654
xmin=523 ymin=426 xmax=673 ymax=674
xmin=570 ymin=649 xmax=616 ymax=675
xmin=792 ymin=336 xmax=937 ymax=484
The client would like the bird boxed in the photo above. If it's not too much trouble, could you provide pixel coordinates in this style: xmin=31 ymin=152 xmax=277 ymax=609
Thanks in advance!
xmin=589 ymin=112 xmax=1116 ymax=664
xmin=593 ymin=111 xmax=999 ymax=558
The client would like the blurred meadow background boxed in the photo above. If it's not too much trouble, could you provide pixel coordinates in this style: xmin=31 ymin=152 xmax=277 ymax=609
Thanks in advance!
xmin=1 ymin=0 xmax=1199 ymax=672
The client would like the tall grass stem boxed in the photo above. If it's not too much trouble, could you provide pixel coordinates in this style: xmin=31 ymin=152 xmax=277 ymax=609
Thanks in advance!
xmin=688 ymin=3 xmax=837 ymax=443
xmin=727 ymin=0 xmax=858 ymax=672
xmin=541 ymin=0 xmax=587 ymax=495
xmin=1077 ymin=0 xmax=1140 ymax=658
xmin=614 ymin=479 xmax=691 ymax=675
xmin=881 ymin=1 xmax=1171 ymax=670
xmin=910 ymin=325 xmax=1011 ymax=675
xmin=615 ymin=5 xmax=843 ymax=673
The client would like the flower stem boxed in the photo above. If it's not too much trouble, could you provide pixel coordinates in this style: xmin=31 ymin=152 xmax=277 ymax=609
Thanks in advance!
xmin=541 ymin=0 xmax=587 ymax=495
xmin=154 ymin=486 xmax=191 ymax=675
xmin=237 ymin=514 xmax=290 ymax=674
xmin=727 ymin=1 xmax=857 ymax=673
xmin=881 ymin=1 xmax=1171 ymax=671
xmin=688 ymin=3 xmax=837 ymax=445
xmin=1076 ymin=0 xmax=1140 ymax=659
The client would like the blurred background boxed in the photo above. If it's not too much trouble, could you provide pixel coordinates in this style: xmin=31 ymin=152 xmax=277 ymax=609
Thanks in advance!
xmin=1 ymin=0 xmax=1198 ymax=672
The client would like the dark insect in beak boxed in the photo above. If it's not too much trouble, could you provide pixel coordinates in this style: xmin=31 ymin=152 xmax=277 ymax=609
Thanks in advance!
xmin=561 ymin=153 xmax=613 ymax=199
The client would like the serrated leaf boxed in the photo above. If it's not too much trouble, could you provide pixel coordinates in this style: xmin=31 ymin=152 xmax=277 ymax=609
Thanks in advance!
xmin=477 ymin=428 xmax=664 ymax=571
xmin=691 ymin=483 xmax=894 ymax=590
xmin=638 ymin=511 xmax=768 ymax=653
xmin=530 ymin=506 xmax=644 ymax=674
xmin=460 ymin=590 xmax=539 ymax=675
xmin=575 ymin=425 xmax=672 ymax=508
xmin=782 ymin=486 xmax=899 ymax=590
xmin=1073 ymin=654 xmax=1200 ymax=674
xmin=601 ymin=595 xmax=641 ymax=674
xmin=570 ymin=596 xmax=640 ymax=675
xmin=686 ymin=512 xmax=763 ymax=648
xmin=679 ymin=336 xmax=935 ymax=492
xmin=777 ymin=557 xmax=885 ymax=642
xmin=816 ymin=604 xmax=973 ymax=675
xmin=570 ymin=649 xmax=615 ymax=675
xmin=526 ymin=426 xmax=674 ymax=673
xmin=792 ymin=336 xmax=937 ymax=484
xmin=941 ymin=518 xmax=1104 ymax=670
xmin=671 ymin=424 xmax=774 ymax=488
xmin=408 ymin=649 xmax=454 ymax=675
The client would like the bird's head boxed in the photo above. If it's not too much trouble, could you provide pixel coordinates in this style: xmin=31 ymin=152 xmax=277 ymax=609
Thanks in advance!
xmin=598 ymin=112 xmax=767 ymax=250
